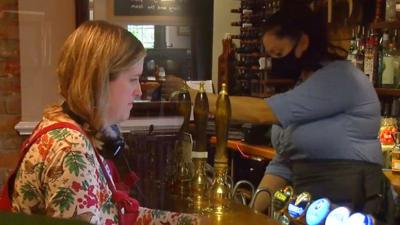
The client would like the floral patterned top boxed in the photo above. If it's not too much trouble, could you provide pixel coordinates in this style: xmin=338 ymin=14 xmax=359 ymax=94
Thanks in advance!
xmin=12 ymin=118 xmax=119 ymax=225
xmin=11 ymin=117 xmax=199 ymax=225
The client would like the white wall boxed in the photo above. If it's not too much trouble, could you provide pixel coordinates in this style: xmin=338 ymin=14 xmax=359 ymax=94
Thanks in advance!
xmin=19 ymin=0 xmax=75 ymax=121
xmin=212 ymin=0 xmax=240 ymax=90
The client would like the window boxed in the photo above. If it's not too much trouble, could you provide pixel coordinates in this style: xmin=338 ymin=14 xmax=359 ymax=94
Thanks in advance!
xmin=127 ymin=25 xmax=155 ymax=49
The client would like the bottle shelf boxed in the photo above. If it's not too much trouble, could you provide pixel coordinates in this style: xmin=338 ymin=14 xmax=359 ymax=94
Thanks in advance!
xmin=371 ymin=21 xmax=400 ymax=29
xmin=240 ymin=39 xmax=260 ymax=44
xmin=237 ymin=52 xmax=263 ymax=57
xmin=236 ymin=66 xmax=262 ymax=72
xmin=240 ymin=27 xmax=260 ymax=32
xmin=230 ymin=0 xmax=282 ymax=96
xmin=375 ymin=88 xmax=400 ymax=97
xmin=231 ymin=35 xmax=260 ymax=40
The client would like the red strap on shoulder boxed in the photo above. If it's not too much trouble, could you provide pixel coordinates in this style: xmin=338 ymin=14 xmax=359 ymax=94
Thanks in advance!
xmin=18 ymin=122 xmax=83 ymax=166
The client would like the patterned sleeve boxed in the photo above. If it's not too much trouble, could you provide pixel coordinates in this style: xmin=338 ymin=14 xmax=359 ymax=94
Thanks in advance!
xmin=43 ymin=128 xmax=119 ymax=225
xmin=136 ymin=207 xmax=199 ymax=225
xmin=13 ymin=127 xmax=119 ymax=225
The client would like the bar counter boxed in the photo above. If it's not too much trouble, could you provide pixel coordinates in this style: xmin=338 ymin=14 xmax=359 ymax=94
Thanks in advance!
xmin=209 ymin=136 xmax=400 ymax=194
xmin=198 ymin=203 xmax=279 ymax=225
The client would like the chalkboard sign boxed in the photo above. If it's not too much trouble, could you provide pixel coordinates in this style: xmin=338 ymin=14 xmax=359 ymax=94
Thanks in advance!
xmin=114 ymin=0 xmax=190 ymax=16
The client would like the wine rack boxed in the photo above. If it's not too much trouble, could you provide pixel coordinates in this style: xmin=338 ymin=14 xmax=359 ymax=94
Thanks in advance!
xmin=230 ymin=0 xmax=294 ymax=97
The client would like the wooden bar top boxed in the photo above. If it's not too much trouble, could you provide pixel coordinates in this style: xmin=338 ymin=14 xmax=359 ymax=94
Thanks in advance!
xmin=209 ymin=137 xmax=400 ymax=194
xmin=199 ymin=202 xmax=280 ymax=225
xmin=209 ymin=136 xmax=276 ymax=160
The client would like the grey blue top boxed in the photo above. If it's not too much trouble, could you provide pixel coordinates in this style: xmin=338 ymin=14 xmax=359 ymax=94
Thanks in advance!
xmin=265 ymin=60 xmax=383 ymax=180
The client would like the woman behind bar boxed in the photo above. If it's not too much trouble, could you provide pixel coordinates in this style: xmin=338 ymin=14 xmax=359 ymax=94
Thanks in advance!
xmin=166 ymin=3 xmax=393 ymax=223
xmin=9 ymin=21 xmax=197 ymax=225
xmin=249 ymin=4 xmax=392 ymax=219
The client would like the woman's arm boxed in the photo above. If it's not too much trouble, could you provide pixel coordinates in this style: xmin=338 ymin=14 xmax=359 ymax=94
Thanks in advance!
xmin=188 ymin=88 xmax=279 ymax=125
xmin=164 ymin=75 xmax=280 ymax=125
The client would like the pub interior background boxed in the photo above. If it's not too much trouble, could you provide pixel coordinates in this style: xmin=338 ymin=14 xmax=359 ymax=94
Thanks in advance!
xmin=0 ymin=0 xmax=400 ymax=223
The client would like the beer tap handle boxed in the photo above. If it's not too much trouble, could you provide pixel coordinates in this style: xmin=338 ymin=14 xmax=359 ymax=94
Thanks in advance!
xmin=214 ymin=83 xmax=231 ymax=165
xmin=249 ymin=187 xmax=273 ymax=216
xmin=194 ymin=82 xmax=209 ymax=153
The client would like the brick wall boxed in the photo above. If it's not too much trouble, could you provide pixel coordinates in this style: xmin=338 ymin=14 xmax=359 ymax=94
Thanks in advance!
xmin=0 ymin=0 xmax=23 ymax=188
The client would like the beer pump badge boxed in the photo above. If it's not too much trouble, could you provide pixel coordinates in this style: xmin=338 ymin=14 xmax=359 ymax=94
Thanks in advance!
xmin=273 ymin=186 xmax=294 ymax=210
xmin=345 ymin=213 xmax=374 ymax=225
xmin=325 ymin=206 xmax=351 ymax=225
xmin=288 ymin=192 xmax=312 ymax=219
xmin=305 ymin=198 xmax=331 ymax=225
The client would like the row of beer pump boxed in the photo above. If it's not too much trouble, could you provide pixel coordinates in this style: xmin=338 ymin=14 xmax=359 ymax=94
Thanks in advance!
xmin=172 ymin=81 xmax=240 ymax=212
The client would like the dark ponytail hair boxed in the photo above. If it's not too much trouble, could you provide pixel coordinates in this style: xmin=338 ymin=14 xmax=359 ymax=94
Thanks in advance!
xmin=262 ymin=3 xmax=345 ymax=71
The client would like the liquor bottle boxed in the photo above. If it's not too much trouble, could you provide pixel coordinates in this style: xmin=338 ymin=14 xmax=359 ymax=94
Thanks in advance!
xmin=272 ymin=0 xmax=280 ymax=14
xmin=231 ymin=21 xmax=253 ymax=28
xmin=218 ymin=36 xmax=235 ymax=92
xmin=230 ymin=8 xmax=241 ymax=13
xmin=266 ymin=1 xmax=274 ymax=17
xmin=385 ymin=0 xmax=397 ymax=21
xmin=381 ymin=34 xmax=396 ymax=88
xmin=241 ymin=12 xmax=264 ymax=21
xmin=364 ymin=29 xmax=379 ymax=85
xmin=355 ymin=26 xmax=365 ymax=71
xmin=347 ymin=28 xmax=357 ymax=66
xmin=230 ymin=8 xmax=253 ymax=14
xmin=392 ymin=30 xmax=400 ymax=88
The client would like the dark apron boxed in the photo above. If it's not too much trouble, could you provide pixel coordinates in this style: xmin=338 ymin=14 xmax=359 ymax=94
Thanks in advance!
xmin=291 ymin=159 xmax=395 ymax=224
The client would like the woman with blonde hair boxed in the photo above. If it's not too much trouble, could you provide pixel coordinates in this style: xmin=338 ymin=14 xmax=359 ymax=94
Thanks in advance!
xmin=2 ymin=21 xmax=197 ymax=225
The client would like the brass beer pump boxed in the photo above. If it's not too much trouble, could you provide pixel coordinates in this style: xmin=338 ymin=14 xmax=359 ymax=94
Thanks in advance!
xmin=209 ymin=83 xmax=232 ymax=212
xmin=191 ymin=82 xmax=210 ymax=209
xmin=174 ymin=83 xmax=192 ymax=195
